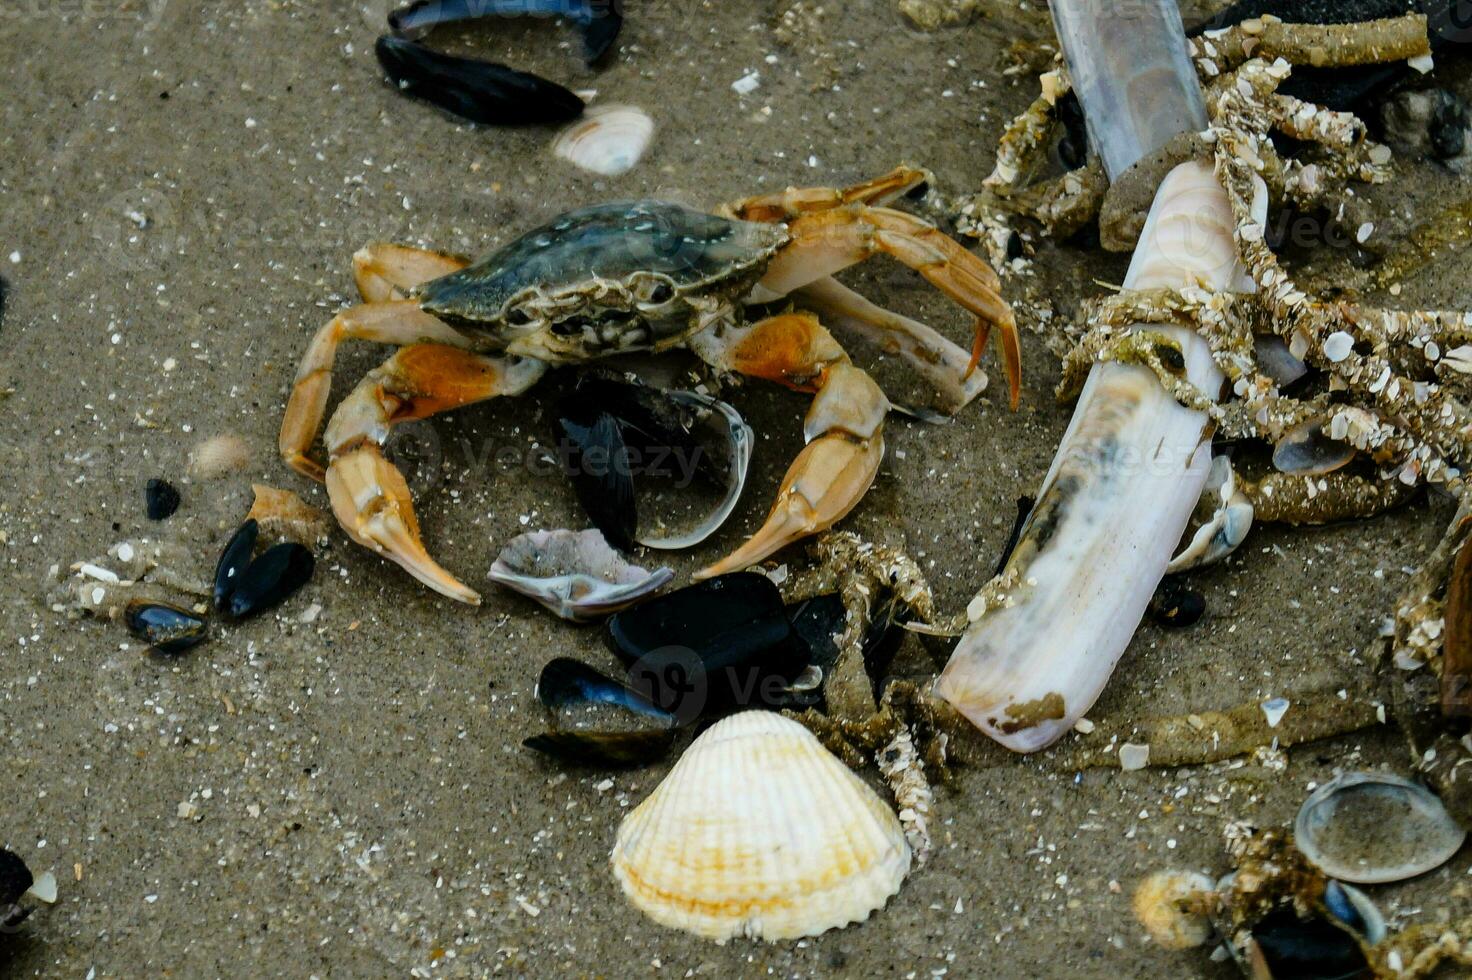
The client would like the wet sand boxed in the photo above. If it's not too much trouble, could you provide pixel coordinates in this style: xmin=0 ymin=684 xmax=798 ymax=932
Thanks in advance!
xmin=1 ymin=1 xmax=1469 ymax=976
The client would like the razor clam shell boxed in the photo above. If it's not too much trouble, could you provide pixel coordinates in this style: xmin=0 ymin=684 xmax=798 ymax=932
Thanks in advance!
xmin=609 ymin=711 xmax=910 ymax=941
xmin=488 ymin=528 xmax=673 ymax=622
xmin=937 ymin=162 xmax=1261 ymax=752
xmin=1294 ymin=772 xmax=1466 ymax=884
xmin=552 ymin=104 xmax=655 ymax=177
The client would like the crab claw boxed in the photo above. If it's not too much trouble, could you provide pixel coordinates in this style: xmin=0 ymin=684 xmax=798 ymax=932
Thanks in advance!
xmin=326 ymin=444 xmax=481 ymax=605
xmin=695 ymin=362 xmax=887 ymax=580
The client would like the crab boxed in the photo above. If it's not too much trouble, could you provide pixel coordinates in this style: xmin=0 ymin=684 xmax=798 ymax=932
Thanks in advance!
xmin=278 ymin=166 xmax=1021 ymax=604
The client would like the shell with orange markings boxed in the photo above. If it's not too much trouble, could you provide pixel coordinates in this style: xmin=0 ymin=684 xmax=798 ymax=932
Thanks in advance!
xmin=609 ymin=711 xmax=910 ymax=941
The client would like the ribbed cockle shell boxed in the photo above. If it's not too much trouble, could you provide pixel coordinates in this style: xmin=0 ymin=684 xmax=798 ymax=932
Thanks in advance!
xmin=610 ymin=711 xmax=910 ymax=941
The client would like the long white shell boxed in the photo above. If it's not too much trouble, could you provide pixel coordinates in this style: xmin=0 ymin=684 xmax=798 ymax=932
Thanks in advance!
xmin=553 ymin=105 xmax=654 ymax=177
xmin=610 ymin=711 xmax=910 ymax=941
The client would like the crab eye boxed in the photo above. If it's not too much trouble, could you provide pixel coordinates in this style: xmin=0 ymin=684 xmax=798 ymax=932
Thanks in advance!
xmin=648 ymin=283 xmax=673 ymax=304
xmin=506 ymin=308 xmax=532 ymax=326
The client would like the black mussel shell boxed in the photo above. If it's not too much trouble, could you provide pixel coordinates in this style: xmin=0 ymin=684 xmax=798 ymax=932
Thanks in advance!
xmin=388 ymin=0 xmax=622 ymax=66
xmin=786 ymin=591 xmax=910 ymax=706
xmin=226 ymin=543 xmax=315 ymax=619
xmin=213 ymin=519 xmax=258 ymax=611
xmin=554 ymin=408 xmax=637 ymax=549
xmin=145 ymin=478 xmax=181 ymax=521
xmin=124 ymin=600 xmax=208 ymax=655
xmin=0 ymin=849 xmax=33 ymax=907
xmin=1148 ymin=577 xmax=1206 ymax=628
xmin=555 ymin=374 xmax=744 ymax=550
xmin=375 ymin=35 xmax=584 ymax=126
xmin=536 ymin=656 xmax=673 ymax=723
xmin=524 ymin=658 xmax=677 ymax=766
xmin=606 ymin=573 xmax=812 ymax=722
xmin=522 ymin=729 xmax=674 ymax=766
xmin=1248 ymin=906 xmax=1373 ymax=980
xmin=995 ymin=495 xmax=1034 ymax=576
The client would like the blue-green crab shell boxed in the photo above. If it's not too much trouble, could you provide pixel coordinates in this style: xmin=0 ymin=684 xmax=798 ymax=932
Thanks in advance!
xmin=414 ymin=200 xmax=788 ymax=361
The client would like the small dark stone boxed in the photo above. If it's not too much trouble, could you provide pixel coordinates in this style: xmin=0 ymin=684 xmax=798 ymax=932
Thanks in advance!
xmin=226 ymin=542 xmax=315 ymax=618
xmin=1148 ymin=577 xmax=1205 ymax=628
xmin=124 ymin=600 xmax=207 ymax=655
xmin=144 ymin=478 xmax=181 ymax=520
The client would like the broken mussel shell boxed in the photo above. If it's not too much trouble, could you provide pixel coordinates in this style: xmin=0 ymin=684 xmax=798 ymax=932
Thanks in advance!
xmin=212 ymin=520 xmax=316 ymax=619
xmin=605 ymin=573 xmax=814 ymax=723
xmin=1147 ymin=576 xmax=1206 ymax=628
xmin=1294 ymin=772 xmax=1466 ymax=884
xmin=523 ymin=657 xmax=677 ymax=766
xmin=1 ymin=848 xmax=56 ymax=932
xmin=388 ymin=0 xmax=622 ymax=66
xmin=144 ymin=478 xmax=181 ymax=520
xmin=374 ymin=36 xmax=584 ymax=126
xmin=488 ymin=527 xmax=673 ymax=622
xmin=124 ymin=600 xmax=208 ymax=655
xmin=1241 ymin=880 xmax=1384 ymax=980
xmin=555 ymin=375 xmax=753 ymax=552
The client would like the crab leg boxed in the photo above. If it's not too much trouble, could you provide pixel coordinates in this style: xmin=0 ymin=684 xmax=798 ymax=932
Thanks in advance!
xmin=323 ymin=344 xmax=547 ymax=604
xmin=749 ymin=204 xmax=1022 ymax=409
xmin=280 ymin=302 xmax=473 ymax=482
xmin=280 ymin=244 xmax=473 ymax=482
xmin=351 ymin=242 xmax=468 ymax=302
xmin=794 ymin=276 xmax=988 ymax=414
xmin=718 ymin=164 xmax=931 ymax=222
xmin=689 ymin=313 xmax=888 ymax=579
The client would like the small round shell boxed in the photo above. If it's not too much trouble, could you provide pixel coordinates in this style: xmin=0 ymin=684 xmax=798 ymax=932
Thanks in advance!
xmin=1294 ymin=772 xmax=1465 ymax=884
xmin=488 ymin=528 xmax=673 ymax=622
xmin=1166 ymin=455 xmax=1253 ymax=573
xmin=187 ymin=434 xmax=252 ymax=480
xmin=610 ymin=711 xmax=911 ymax=941
xmin=1132 ymin=870 xmax=1216 ymax=950
xmin=553 ymin=104 xmax=654 ymax=176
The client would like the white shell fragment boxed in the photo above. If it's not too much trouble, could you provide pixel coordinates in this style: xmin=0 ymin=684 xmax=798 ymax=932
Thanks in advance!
xmin=610 ymin=711 xmax=911 ymax=941
xmin=553 ymin=105 xmax=655 ymax=177
xmin=187 ymin=433 xmax=253 ymax=480
xmin=1295 ymin=772 xmax=1466 ymax=884
xmin=24 ymin=871 xmax=57 ymax=904
xmin=488 ymin=528 xmax=673 ymax=622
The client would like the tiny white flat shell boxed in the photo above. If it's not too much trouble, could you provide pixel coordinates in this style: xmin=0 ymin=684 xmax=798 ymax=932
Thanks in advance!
xmin=25 ymin=871 xmax=58 ymax=904
xmin=553 ymin=105 xmax=654 ymax=177
xmin=1295 ymin=772 xmax=1465 ymax=884
xmin=488 ymin=528 xmax=673 ymax=622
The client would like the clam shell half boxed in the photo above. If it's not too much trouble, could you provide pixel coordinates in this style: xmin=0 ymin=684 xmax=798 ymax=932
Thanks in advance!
xmin=1294 ymin=771 xmax=1465 ymax=884
xmin=553 ymin=104 xmax=655 ymax=177
xmin=610 ymin=711 xmax=910 ymax=941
